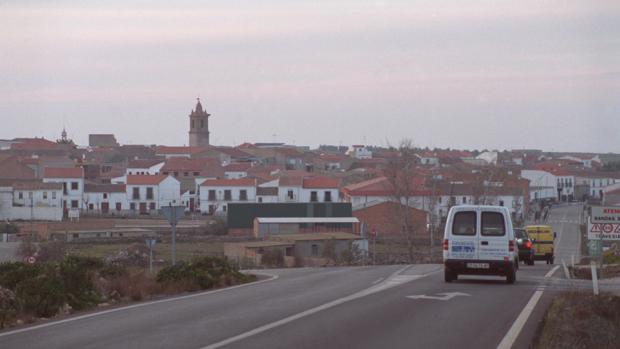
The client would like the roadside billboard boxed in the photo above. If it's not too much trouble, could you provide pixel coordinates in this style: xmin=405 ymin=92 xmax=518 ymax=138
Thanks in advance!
xmin=591 ymin=206 xmax=620 ymax=224
xmin=587 ymin=219 xmax=620 ymax=240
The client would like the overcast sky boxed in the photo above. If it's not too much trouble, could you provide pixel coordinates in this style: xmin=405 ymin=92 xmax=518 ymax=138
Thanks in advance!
xmin=1 ymin=1 xmax=618 ymax=152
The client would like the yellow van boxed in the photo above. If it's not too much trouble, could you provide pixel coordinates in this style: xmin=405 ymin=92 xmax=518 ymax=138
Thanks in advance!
xmin=525 ymin=225 xmax=555 ymax=264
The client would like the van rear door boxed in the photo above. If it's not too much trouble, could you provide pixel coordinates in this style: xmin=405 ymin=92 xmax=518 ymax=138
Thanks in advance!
xmin=449 ymin=210 xmax=478 ymax=260
xmin=478 ymin=210 xmax=509 ymax=261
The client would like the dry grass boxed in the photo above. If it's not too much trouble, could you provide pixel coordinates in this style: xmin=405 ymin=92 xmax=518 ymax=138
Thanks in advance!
xmin=533 ymin=291 xmax=620 ymax=349
xmin=68 ymin=241 xmax=224 ymax=263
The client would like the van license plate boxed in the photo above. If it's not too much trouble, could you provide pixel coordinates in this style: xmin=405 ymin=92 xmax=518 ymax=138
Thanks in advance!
xmin=467 ymin=263 xmax=489 ymax=269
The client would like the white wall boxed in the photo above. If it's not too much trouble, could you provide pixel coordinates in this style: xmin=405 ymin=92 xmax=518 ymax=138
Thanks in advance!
xmin=299 ymin=188 xmax=339 ymax=203
xmin=521 ymin=170 xmax=557 ymax=200
xmin=43 ymin=177 xmax=85 ymax=209
xmin=199 ymin=185 xmax=256 ymax=213
xmin=10 ymin=206 xmax=62 ymax=221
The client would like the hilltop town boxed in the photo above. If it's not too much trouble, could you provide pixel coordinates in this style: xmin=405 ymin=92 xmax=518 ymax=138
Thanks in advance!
xmin=1 ymin=99 xmax=620 ymax=265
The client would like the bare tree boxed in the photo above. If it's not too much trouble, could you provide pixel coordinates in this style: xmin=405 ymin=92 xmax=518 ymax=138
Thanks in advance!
xmin=383 ymin=139 xmax=422 ymax=263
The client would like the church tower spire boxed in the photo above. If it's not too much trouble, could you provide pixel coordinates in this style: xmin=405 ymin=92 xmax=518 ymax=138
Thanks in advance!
xmin=188 ymin=97 xmax=210 ymax=147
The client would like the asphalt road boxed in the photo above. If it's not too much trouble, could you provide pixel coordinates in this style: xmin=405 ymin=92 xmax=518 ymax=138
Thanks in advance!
xmin=546 ymin=203 xmax=583 ymax=264
xmin=0 ymin=205 xmax=592 ymax=349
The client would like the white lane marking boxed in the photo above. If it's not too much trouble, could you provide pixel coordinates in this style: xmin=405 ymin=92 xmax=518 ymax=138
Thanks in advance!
xmin=0 ymin=273 xmax=279 ymax=338
xmin=201 ymin=265 xmax=433 ymax=349
xmin=544 ymin=265 xmax=560 ymax=278
xmin=496 ymin=290 xmax=544 ymax=349
xmin=371 ymin=277 xmax=384 ymax=285
xmin=497 ymin=260 xmax=558 ymax=349
xmin=407 ymin=292 xmax=470 ymax=301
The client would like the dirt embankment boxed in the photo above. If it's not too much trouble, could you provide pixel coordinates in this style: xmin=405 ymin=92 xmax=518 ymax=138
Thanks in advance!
xmin=532 ymin=292 xmax=620 ymax=349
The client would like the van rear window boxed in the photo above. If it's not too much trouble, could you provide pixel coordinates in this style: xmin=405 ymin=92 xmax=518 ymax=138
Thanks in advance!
xmin=452 ymin=211 xmax=476 ymax=236
xmin=481 ymin=212 xmax=506 ymax=236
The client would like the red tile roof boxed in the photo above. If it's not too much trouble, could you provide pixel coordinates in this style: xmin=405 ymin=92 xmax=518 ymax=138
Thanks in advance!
xmin=84 ymin=184 xmax=127 ymax=193
xmin=0 ymin=157 xmax=36 ymax=180
xmin=161 ymin=157 xmax=219 ymax=172
xmin=126 ymin=174 xmax=168 ymax=185
xmin=12 ymin=181 xmax=63 ymax=191
xmin=342 ymin=176 xmax=431 ymax=196
xmin=43 ymin=167 xmax=83 ymax=179
xmin=303 ymin=177 xmax=340 ymax=189
xmin=127 ymin=159 xmax=165 ymax=168
xmin=11 ymin=138 xmax=60 ymax=150
xmin=224 ymin=163 xmax=253 ymax=172
xmin=201 ymin=178 xmax=257 ymax=187
xmin=155 ymin=146 xmax=207 ymax=155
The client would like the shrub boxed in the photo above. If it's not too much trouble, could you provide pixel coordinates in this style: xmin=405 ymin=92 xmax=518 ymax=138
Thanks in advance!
xmin=0 ymin=287 xmax=19 ymax=328
xmin=15 ymin=265 xmax=65 ymax=318
xmin=156 ymin=256 xmax=250 ymax=292
xmin=37 ymin=241 xmax=67 ymax=263
xmin=17 ymin=236 xmax=37 ymax=259
xmin=0 ymin=262 xmax=42 ymax=290
xmin=0 ymin=223 xmax=19 ymax=235
xmin=58 ymin=256 xmax=103 ymax=310
xmin=602 ymin=250 xmax=620 ymax=265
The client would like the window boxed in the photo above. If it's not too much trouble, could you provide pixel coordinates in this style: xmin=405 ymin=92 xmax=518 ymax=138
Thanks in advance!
xmin=132 ymin=187 xmax=140 ymax=200
xmin=63 ymin=183 xmax=67 ymax=195
xmin=28 ymin=192 xmax=33 ymax=199
xmin=174 ymin=172 xmax=179 ymax=177
xmin=223 ymin=205 xmax=227 ymax=212
xmin=311 ymin=244 xmax=319 ymax=256
xmin=193 ymin=171 xmax=200 ymax=176
xmin=288 ymin=190 xmax=294 ymax=200
xmin=130 ymin=203 xmax=136 ymax=210
xmin=88 ymin=203 xmax=94 ymax=210
xmin=149 ymin=202 xmax=156 ymax=210
xmin=184 ymin=172 xmax=189 ymax=177
xmin=103 ymin=193 xmax=108 ymax=199
xmin=258 ymin=197 xmax=263 ymax=203
xmin=462 ymin=196 xmax=467 ymax=204
xmin=116 ymin=202 xmax=122 ymax=211
xmin=499 ymin=200 xmax=504 ymax=207
xmin=43 ymin=192 xmax=47 ymax=199
xmin=452 ymin=211 xmax=476 ymax=236
xmin=310 ymin=191 xmax=318 ymax=202
xmin=71 ymin=200 xmax=79 ymax=208
xmin=208 ymin=190 xmax=216 ymax=200
xmin=438 ymin=197 xmax=442 ymax=204
xmin=224 ymin=190 xmax=232 ymax=200
xmin=191 ymin=120 xmax=194 ymax=129
xmin=146 ymin=187 xmax=154 ymax=200
xmin=52 ymin=192 xmax=57 ymax=199
xmin=324 ymin=191 xmax=332 ymax=202
xmin=71 ymin=182 xmax=79 ymax=190
xmin=18 ymin=192 xmax=23 ymax=199
xmin=481 ymin=212 xmax=506 ymax=236
xmin=239 ymin=190 xmax=248 ymax=201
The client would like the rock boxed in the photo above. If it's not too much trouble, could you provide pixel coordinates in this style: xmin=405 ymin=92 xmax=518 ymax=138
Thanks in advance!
xmin=16 ymin=319 xmax=24 ymax=325
xmin=98 ymin=302 xmax=110 ymax=307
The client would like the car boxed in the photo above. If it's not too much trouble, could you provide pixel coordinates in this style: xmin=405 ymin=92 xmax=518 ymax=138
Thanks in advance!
xmin=443 ymin=205 xmax=519 ymax=284
xmin=514 ymin=228 xmax=535 ymax=265
xmin=526 ymin=225 xmax=555 ymax=264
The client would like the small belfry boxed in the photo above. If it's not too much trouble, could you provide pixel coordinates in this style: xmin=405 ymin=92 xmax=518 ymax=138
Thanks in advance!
xmin=188 ymin=97 xmax=211 ymax=147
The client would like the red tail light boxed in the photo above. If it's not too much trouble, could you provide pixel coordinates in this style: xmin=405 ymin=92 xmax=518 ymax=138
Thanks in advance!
xmin=509 ymin=240 xmax=515 ymax=252
xmin=524 ymin=240 xmax=532 ymax=249
xmin=443 ymin=239 xmax=449 ymax=251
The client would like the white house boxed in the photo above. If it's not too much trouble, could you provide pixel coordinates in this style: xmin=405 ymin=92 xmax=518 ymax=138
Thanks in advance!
xmin=83 ymin=184 xmax=128 ymax=215
xmin=126 ymin=175 xmax=181 ymax=214
xmin=199 ymin=178 xmax=257 ymax=214
xmin=346 ymin=145 xmax=372 ymax=160
xmin=521 ymin=170 xmax=557 ymax=201
xmin=10 ymin=182 xmax=63 ymax=221
xmin=126 ymin=159 xmax=165 ymax=175
xmin=42 ymin=167 xmax=85 ymax=210
xmin=223 ymin=163 xmax=252 ymax=179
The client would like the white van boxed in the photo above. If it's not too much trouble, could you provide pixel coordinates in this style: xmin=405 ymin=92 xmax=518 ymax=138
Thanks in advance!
xmin=443 ymin=205 xmax=518 ymax=284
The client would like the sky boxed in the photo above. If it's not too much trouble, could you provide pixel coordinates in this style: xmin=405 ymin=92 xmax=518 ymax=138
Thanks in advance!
xmin=0 ymin=0 xmax=619 ymax=152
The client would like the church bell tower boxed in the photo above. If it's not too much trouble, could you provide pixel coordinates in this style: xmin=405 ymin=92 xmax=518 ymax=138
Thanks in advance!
xmin=188 ymin=98 xmax=210 ymax=147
